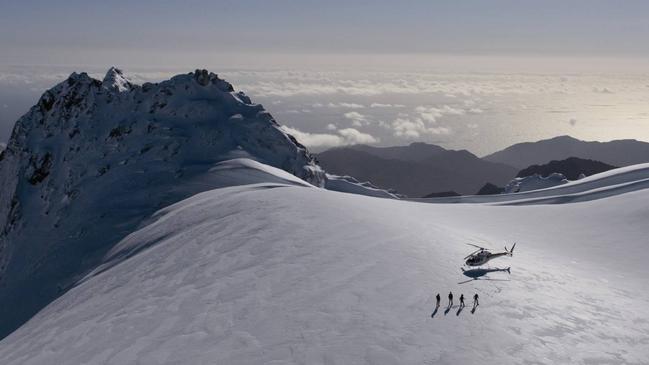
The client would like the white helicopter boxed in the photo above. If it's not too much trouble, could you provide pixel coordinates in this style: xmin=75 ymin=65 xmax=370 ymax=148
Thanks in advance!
xmin=464 ymin=243 xmax=516 ymax=267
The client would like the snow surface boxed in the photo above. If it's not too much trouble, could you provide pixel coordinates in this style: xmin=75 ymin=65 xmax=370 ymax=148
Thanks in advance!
xmin=0 ymin=159 xmax=648 ymax=364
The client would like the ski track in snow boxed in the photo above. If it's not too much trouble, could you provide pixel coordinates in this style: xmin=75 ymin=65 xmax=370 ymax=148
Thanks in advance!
xmin=1 ymin=161 xmax=649 ymax=364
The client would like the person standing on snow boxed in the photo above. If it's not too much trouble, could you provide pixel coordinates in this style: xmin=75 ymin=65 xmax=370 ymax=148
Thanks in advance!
xmin=473 ymin=293 xmax=479 ymax=307
xmin=435 ymin=293 xmax=441 ymax=308
xmin=459 ymin=294 xmax=465 ymax=308
xmin=448 ymin=291 xmax=454 ymax=307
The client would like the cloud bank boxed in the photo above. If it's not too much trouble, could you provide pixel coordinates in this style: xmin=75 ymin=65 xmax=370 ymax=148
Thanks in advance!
xmin=281 ymin=126 xmax=378 ymax=148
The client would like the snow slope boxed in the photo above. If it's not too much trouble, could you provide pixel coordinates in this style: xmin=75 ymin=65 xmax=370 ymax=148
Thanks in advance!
xmin=415 ymin=162 xmax=649 ymax=205
xmin=324 ymin=173 xmax=400 ymax=199
xmin=0 ymin=159 xmax=648 ymax=364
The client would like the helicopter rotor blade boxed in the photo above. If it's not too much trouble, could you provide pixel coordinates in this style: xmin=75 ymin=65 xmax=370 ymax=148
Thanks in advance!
xmin=465 ymin=243 xmax=484 ymax=249
xmin=463 ymin=248 xmax=481 ymax=260
xmin=466 ymin=243 xmax=496 ymax=251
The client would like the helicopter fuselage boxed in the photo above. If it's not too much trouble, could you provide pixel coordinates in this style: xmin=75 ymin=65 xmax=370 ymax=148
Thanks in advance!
xmin=465 ymin=251 xmax=510 ymax=266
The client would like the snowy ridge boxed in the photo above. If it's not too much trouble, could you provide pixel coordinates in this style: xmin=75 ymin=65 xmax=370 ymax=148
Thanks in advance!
xmin=503 ymin=172 xmax=568 ymax=193
xmin=0 ymin=159 xmax=647 ymax=364
xmin=85 ymin=157 xmax=315 ymax=279
xmin=207 ymin=158 xmax=314 ymax=187
xmin=324 ymin=174 xmax=400 ymax=199
xmin=414 ymin=162 xmax=649 ymax=204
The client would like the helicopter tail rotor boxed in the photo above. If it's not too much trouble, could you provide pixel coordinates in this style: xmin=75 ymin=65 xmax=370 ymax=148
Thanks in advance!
xmin=508 ymin=243 xmax=516 ymax=256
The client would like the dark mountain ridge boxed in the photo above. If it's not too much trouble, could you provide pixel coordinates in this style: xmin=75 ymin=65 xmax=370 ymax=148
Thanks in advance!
xmin=317 ymin=143 xmax=517 ymax=197
xmin=483 ymin=135 xmax=649 ymax=169
xmin=516 ymin=157 xmax=617 ymax=180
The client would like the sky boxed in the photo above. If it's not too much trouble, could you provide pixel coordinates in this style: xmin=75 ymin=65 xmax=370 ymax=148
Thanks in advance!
xmin=1 ymin=1 xmax=649 ymax=154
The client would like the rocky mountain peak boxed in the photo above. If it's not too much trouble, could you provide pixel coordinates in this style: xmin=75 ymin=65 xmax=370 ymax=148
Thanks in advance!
xmin=102 ymin=67 xmax=133 ymax=92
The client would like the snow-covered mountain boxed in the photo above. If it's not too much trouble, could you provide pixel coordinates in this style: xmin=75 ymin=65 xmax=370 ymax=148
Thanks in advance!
xmin=503 ymin=157 xmax=617 ymax=195
xmin=504 ymin=172 xmax=568 ymax=193
xmin=0 ymin=157 xmax=648 ymax=364
xmin=515 ymin=157 xmax=616 ymax=180
xmin=0 ymin=68 xmax=335 ymax=338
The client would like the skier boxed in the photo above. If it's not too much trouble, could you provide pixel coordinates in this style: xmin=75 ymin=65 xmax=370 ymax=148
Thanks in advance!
xmin=459 ymin=294 xmax=465 ymax=308
xmin=435 ymin=293 xmax=441 ymax=308
xmin=473 ymin=293 xmax=479 ymax=307
xmin=448 ymin=291 xmax=453 ymax=307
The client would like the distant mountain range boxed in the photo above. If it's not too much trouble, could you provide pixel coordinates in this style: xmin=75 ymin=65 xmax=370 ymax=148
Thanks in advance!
xmin=316 ymin=143 xmax=518 ymax=197
xmin=483 ymin=135 xmax=649 ymax=169
xmin=516 ymin=157 xmax=617 ymax=180
xmin=317 ymin=136 xmax=649 ymax=197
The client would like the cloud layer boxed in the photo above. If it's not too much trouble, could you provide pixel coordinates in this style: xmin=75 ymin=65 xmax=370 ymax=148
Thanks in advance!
xmin=281 ymin=126 xmax=378 ymax=148
xmin=2 ymin=66 xmax=648 ymax=155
